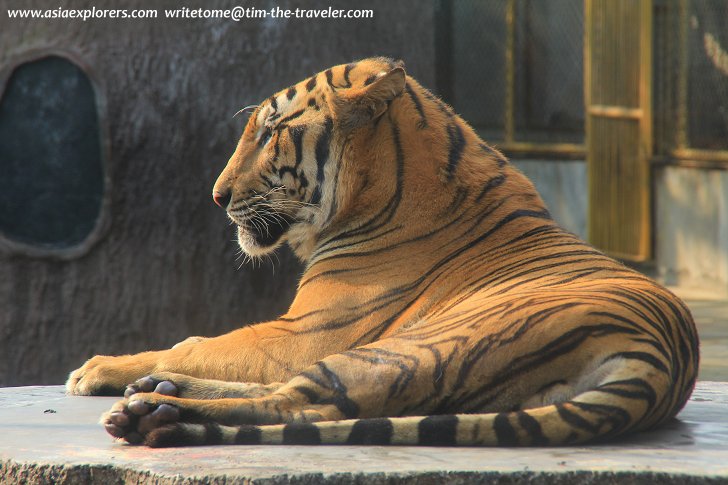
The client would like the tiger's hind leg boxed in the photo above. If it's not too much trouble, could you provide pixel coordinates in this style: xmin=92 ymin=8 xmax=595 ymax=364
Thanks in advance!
xmin=123 ymin=372 xmax=284 ymax=400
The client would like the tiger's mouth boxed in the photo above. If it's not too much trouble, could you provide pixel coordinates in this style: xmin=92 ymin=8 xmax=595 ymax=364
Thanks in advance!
xmin=232 ymin=212 xmax=293 ymax=256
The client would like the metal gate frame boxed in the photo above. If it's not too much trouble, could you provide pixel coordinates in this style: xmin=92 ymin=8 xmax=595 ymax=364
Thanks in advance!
xmin=585 ymin=0 xmax=653 ymax=262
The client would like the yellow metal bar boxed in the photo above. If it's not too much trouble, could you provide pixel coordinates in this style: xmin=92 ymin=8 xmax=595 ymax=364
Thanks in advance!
xmin=676 ymin=0 xmax=689 ymax=149
xmin=588 ymin=105 xmax=643 ymax=119
xmin=499 ymin=142 xmax=586 ymax=157
xmin=504 ymin=0 xmax=515 ymax=144
xmin=671 ymin=148 xmax=728 ymax=164
xmin=637 ymin=0 xmax=653 ymax=261
xmin=652 ymin=156 xmax=728 ymax=171
xmin=586 ymin=0 xmax=603 ymax=252
xmin=584 ymin=0 xmax=594 ymax=241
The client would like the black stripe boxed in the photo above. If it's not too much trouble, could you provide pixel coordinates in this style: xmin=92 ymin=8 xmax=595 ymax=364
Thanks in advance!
xmin=556 ymin=403 xmax=599 ymax=435
xmin=323 ymin=147 xmax=346 ymax=224
xmin=493 ymin=413 xmax=518 ymax=445
xmin=569 ymin=401 xmax=632 ymax=437
xmin=269 ymin=96 xmax=278 ymax=112
xmin=277 ymin=109 xmax=305 ymax=126
xmin=444 ymin=186 xmax=469 ymax=215
xmin=290 ymin=126 xmax=305 ymax=168
xmin=421 ymin=88 xmax=454 ymax=117
xmin=315 ymin=362 xmax=360 ymax=419
xmin=271 ymin=132 xmax=280 ymax=160
xmin=346 ymin=418 xmax=393 ymax=445
xmin=404 ymin=82 xmax=427 ymax=129
xmin=364 ymin=74 xmax=378 ymax=86
xmin=259 ymin=173 xmax=274 ymax=188
xmin=204 ymin=422 xmax=224 ymax=445
xmin=596 ymin=387 xmax=657 ymax=409
xmin=602 ymin=351 xmax=669 ymax=374
xmin=283 ymin=423 xmax=321 ymax=444
xmin=475 ymin=174 xmax=506 ymax=202
xmin=480 ymin=142 xmax=507 ymax=167
xmin=307 ymin=98 xmax=318 ymax=109
xmin=343 ymin=63 xmax=355 ymax=87
xmin=325 ymin=68 xmax=335 ymax=88
xmin=598 ymin=378 xmax=658 ymax=409
xmin=445 ymin=123 xmax=466 ymax=181
xmin=310 ymin=116 xmax=333 ymax=205
xmin=146 ymin=424 xmax=196 ymax=448
xmin=235 ymin=424 xmax=262 ymax=444
xmin=305 ymin=75 xmax=317 ymax=92
xmin=517 ymin=411 xmax=549 ymax=445
xmin=418 ymin=415 xmax=458 ymax=445
xmin=286 ymin=86 xmax=297 ymax=100
xmin=292 ymin=385 xmax=320 ymax=404
xmin=340 ymin=348 xmax=418 ymax=399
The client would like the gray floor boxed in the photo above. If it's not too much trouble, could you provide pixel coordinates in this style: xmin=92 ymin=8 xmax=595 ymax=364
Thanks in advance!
xmin=0 ymin=288 xmax=726 ymax=484
xmin=0 ymin=383 xmax=727 ymax=484
xmin=676 ymin=288 xmax=728 ymax=381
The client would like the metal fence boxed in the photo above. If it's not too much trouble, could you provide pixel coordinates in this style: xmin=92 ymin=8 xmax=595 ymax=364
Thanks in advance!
xmin=654 ymin=0 xmax=728 ymax=161
xmin=437 ymin=0 xmax=585 ymax=153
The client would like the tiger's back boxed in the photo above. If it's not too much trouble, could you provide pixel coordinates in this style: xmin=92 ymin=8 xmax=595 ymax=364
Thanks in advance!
xmin=69 ymin=57 xmax=698 ymax=448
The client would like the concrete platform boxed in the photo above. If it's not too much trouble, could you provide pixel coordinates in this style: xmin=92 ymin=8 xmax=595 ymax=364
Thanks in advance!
xmin=0 ymin=383 xmax=727 ymax=484
xmin=680 ymin=292 xmax=728 ymax=381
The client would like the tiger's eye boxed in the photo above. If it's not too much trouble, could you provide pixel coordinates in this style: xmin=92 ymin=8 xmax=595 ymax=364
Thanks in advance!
xmin=259 ymin=129 xmax=272 ymax=146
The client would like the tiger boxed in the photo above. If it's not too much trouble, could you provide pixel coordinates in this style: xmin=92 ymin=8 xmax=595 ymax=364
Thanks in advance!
xmin=66 ymin=57 xmax=699 ymax=448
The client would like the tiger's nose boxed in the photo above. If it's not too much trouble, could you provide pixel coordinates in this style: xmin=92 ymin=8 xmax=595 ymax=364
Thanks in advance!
xmin=212 ymin=190 xmax=232 ymax=209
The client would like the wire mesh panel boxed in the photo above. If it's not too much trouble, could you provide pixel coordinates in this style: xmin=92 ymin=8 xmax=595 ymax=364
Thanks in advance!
xmin=686 ymin=0 xmax=728 ymax=151
xmin=442 ymin=0 xmax=584 ymax=147
xmin=586 ymin=0 xmax=652 ymax=261
xmin=450 ymin=0 xmax=507 ymax=141
xmin=654 ymin=0 xmax=728 ymax=159
xmin=513 ymin=0 xmax=584 ymax=143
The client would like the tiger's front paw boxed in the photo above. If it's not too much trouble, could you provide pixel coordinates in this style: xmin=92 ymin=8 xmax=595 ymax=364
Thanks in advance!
xmin=102 ymin=395 xmax=181 ymax=445
xmin=66 ymin=354 xmax=156 ymax=396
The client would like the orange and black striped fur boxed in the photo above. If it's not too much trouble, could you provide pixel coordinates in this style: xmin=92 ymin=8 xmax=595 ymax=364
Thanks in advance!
xmin=67 ymin=58 xmax=699 ymax=447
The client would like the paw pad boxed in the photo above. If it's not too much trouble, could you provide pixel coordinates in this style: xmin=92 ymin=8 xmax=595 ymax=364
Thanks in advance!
xmin=103 ymin=398 xmax=180 ymax=444
xmin=124 ymin=376 xmax=178 ymax=398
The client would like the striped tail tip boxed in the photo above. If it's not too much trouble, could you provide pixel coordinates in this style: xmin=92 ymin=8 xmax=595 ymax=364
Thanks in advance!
xmin=145 ymin=422 xmax=240 ymax=447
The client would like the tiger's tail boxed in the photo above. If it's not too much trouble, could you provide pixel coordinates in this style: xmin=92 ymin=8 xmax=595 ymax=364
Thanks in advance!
xmin=144 ymin=369 xmax=693 ymax=447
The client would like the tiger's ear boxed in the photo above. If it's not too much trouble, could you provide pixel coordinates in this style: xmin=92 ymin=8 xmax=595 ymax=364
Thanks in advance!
xmin=335 ymin=67 xmax=406 ymax=131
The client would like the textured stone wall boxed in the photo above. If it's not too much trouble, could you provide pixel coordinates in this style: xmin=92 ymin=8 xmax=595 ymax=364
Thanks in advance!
xmin=0 ymin=0 xmax=436 ymax=385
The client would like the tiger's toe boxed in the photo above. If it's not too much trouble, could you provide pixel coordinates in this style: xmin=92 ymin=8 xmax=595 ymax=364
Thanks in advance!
xmin=102 ymin=396 xmax=181 ymax=444
xmin=125 ymin=375 xmax=179 ymax=398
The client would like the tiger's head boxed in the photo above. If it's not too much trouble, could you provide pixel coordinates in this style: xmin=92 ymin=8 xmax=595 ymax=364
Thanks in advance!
xmin=213 ymin=58 xmax=406 ymax=260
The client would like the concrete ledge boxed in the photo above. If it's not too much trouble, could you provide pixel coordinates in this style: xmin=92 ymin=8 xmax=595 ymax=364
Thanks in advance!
xmin=1 ymin=383 xmax=727 ymax=484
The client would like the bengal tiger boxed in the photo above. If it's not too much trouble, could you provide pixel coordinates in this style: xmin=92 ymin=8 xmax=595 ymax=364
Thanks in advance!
xmin=66 ymin=57 xmax=699 ymax=448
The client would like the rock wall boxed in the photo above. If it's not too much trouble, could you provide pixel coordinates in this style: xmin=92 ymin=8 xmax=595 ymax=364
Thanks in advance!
xmin=0 ymin=0 xmax=436 ymax=385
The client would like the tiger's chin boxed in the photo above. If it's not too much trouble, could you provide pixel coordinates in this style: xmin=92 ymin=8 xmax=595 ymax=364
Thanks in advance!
xmin=236 ymin=225 xmax=286 ymax=257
